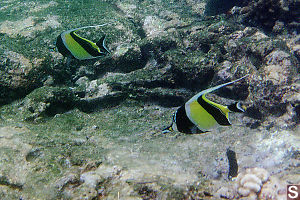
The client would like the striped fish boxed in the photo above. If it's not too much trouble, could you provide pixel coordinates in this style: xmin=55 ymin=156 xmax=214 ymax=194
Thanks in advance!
xmin=163 ymin=75 xmax=249 ymax=134
xmin=56 ymin=24 xmax=110 ymax=60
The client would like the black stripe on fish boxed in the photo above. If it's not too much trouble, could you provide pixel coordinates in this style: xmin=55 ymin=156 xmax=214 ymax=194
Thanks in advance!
xmin=197 ymin=95 xmax=231 ymax=126
xmin=175 ymin=105 xmax=204 ymax=134
xmin=70 ymin=31 xmax=105 ymax=57
xmin=56 ymin=34 xmax=74 ymax=58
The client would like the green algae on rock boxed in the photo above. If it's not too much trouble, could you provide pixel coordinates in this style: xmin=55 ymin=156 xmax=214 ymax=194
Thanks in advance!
xmin=17 ymin=86 xmax=79 ymax=121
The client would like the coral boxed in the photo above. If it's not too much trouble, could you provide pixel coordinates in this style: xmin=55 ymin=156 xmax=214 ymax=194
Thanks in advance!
xmin=236 ymin=168 xmax=287 ymax=200
xmin=236 ymin=167 xmax=270 ymax=197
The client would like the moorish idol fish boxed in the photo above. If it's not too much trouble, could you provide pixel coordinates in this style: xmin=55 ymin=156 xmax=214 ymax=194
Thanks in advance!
xmin=56 ymin=24 xmax=110 ymax=60
xmin=163 ymin=75 xmax=249 ymax=134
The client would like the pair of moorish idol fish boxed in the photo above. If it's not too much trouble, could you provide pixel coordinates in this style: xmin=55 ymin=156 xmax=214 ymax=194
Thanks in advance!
xmin=56 ymin=25 xmax=248 ymax=134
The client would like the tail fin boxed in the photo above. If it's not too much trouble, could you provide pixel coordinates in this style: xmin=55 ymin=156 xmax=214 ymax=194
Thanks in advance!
xmin=96 ymin=35 xmax=110 ymax=54
xmin=228 ymin=102 xmax=246 ymax=112
xmin=162 ymin=124 xmax=174 ymax=133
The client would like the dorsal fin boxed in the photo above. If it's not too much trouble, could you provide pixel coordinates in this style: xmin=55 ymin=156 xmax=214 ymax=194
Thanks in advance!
xmin=61 ymin=23 xmax=109 ymax=35
xmin=188 ymin=75 xmax=249 ymax=103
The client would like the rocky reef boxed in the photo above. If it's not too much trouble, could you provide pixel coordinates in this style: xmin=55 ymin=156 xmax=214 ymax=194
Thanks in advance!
xmin=0 ymin=0 xmax=299 ymax=199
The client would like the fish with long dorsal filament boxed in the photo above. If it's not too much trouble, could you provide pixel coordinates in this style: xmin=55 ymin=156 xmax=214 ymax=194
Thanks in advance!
xmin=163 ymin=75 xmax=249 ymax=134
xmin=56 ymin=24 xmax=110 ymax=61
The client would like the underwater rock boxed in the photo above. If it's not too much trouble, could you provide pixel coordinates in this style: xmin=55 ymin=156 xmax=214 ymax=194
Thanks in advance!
xmin=139 ymin=34 xmax=178 ymax=60
xmin=186 ymin=0 xmax=206 ymax=16
xmin=215 ymin=186 xmax=236 ymax=199
xmin=75 ymin=79 xmax=126 ymax=112
xmin=25 ymin=148 xmax=43 ymax=162
xmin=55 ymin=172 xmax=81 ymax=193
xmin=0 ymin=51 xmax=46 ymax=105
xmin=84 ymin=81 xmax=111 ymax=99
xmin=223 ymin=24 xmax=292 ymax=67
xmin=68 ymin=164 xmax=122 ymax=199
xmin=75 ymin=64 xmax=189 ymax=108
xmin=56 ymin=160 xmax=212 ymax=200
xmin=240 ymin=0 xmax=300 ymax=32
xmin=0 ymin=15 xmax=60 ymax=38
xmin=114 ymin=1 xmax=138 ymax=19
xmin=246 ymin=73 xmax=297 ymax=124
xmin=18 ymin=86 xmax=78 ymax=121
xmin=263 ymin=50 xmax=295 ymax=85
xmin=258 ymin=176 xmax=286 ymax=200
xmin=0 ymin=126 xmax=32 ymax=198
xmin=272 ymin=81 xmax=300 ymax=128
xmin=205 ymin=0 xmax=249 ymax=16
xmin=143 ymin=15 xmax=167 ymax=39
xmin=272 ymin=20 xmax=285 ymax=33
xmin=143 ymin=12 xmax=187 ymax=38
xmin=216 ymin=26 xmax=299 ymax=126
xmin=94 ymin=43 xmax=146 ymax=74
xmin=57 ymin=163 xmax=135 ymax=199
xmin=286 ymin=35 xmax=300 ymax=62
xmin=70 ymin=13 xmax=298 ymax=128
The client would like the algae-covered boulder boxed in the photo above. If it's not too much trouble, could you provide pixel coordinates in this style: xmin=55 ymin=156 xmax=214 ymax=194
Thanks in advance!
xmin=18 ymin=86 xmax=78 ymax=121
xmin=0 ymin=51 xmax=48 ymax=105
